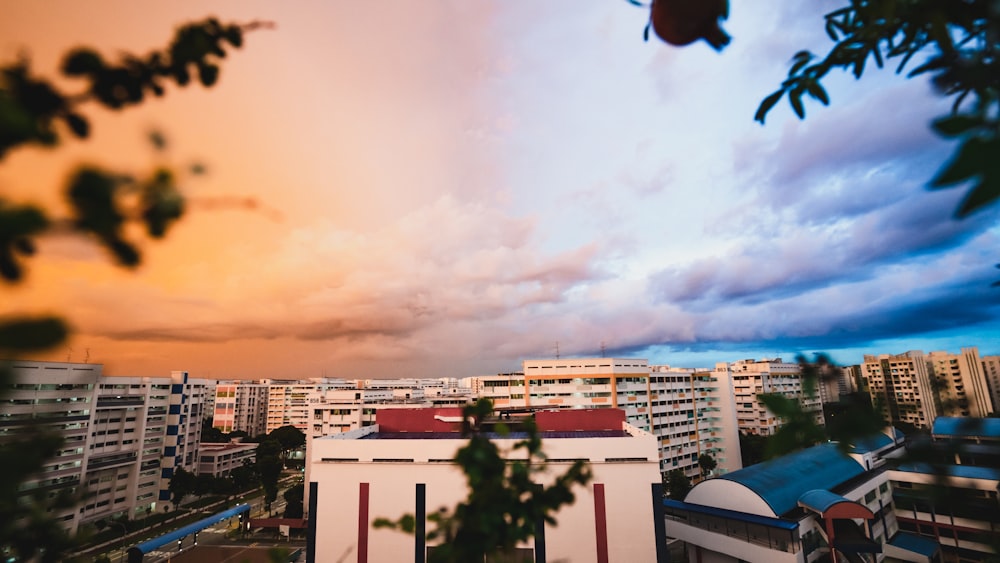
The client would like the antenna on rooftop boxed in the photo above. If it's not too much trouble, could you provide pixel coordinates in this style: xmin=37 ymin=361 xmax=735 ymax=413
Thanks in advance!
xmin=555 ymin=341 xmax=560 ymax=359
xmin=601 ymin=341 xmax=607 ymax=358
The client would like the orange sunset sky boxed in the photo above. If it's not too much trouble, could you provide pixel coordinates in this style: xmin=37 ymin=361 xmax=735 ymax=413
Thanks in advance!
xmin=3 ymin=2 xmax=998 ymax=379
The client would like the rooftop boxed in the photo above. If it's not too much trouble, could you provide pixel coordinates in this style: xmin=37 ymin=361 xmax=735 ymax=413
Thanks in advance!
xmin=716 ymin=443 xmax=864 ymax=516
xmin=932 ymin=417 xmax=1000 ymax=440
xmin=894 ymin=462 xmax=1000 ymax=481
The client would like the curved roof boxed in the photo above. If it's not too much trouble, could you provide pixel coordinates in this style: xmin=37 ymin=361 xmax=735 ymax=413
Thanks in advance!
xmin=797 ymin=489 xmax=853 ymax=513
xmin=716 ymin=443 xmax=864 ymax=516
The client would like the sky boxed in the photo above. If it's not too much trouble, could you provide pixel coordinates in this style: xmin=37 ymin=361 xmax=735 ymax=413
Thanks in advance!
xmin=2 ymin=1 xmax=998 ymax=379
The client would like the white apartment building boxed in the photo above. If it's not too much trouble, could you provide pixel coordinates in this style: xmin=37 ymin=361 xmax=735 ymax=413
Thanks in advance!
xmin=715 ymin=358 xmax=824 ymax=437
xmin=472 ymin=358 xmax=656 ymax=428
xmin=197 ymin=442 xmax=258 ymax=477
xmin=1 ymin=360 xmax=210 ymax=534
xmin=650 ymin=365 xmax=742 ymax=480
xmin=473 ymin=359 xmax=742 ymax=483
xmin=264 ymin=379 xmax=356 ymax=434
xmin=306 ymin=407 xmax=664 ymax=562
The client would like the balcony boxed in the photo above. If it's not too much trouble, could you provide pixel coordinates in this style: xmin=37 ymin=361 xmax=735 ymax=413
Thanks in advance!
xmin=96 ymin=395 xmax=145 ymax=408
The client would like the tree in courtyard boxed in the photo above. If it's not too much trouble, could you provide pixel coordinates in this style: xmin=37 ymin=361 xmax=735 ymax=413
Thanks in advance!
xmin=697 ymin=453 xmax=717 ymax=478
xmin=663 ymin=468 xmax=692 ymax=500
xmin=267 ymin=425 xmax=306 ymax=466
xmin=255 ymin=439 xmax=284 ymax=512
xmin=374 ymin=399 xmax=593 ymax=563
xmin=167 ymin=467 xmax=197 ymax=508
xmin=201 ymin=418 xmax=227 ymax=443
xmin=282 ymin=483 xmax=304 ymax=519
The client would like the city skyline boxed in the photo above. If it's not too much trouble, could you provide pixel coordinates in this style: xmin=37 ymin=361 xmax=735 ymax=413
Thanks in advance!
xmin=2 ymin=1 xmax=999 ymax=379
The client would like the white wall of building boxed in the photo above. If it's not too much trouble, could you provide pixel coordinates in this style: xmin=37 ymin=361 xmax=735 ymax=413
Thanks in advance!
xmin=308 ymin=422 xmax=661 ymax=562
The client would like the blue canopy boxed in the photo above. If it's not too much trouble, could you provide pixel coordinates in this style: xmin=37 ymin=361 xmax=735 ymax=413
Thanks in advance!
xmin=128 ymin=503 xmax=250 ymax=561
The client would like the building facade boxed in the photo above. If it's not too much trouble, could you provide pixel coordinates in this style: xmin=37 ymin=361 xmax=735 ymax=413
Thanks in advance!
xmin=715 ymin=358 xmax=824 ymax=437
xmin=1 ymin=361 xmax=210 ymax=534
xmin=664 ymin=434 xmax=939 ymax=563
xmin=862 ymin=351 xmax=939 ymax=429
xmin=982 ymin=355 xmax=1000 ymax=416
xmin=926 ymin=348 xmax=994 ymax=418
xmin=306 ymin=407 xmax=664 ymax=563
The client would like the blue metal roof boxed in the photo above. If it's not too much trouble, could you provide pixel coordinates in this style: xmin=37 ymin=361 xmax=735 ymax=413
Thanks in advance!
xmin=662 ymin=499 xmax=798 ymax=531
xmin=932 ymin=417 xmax=1000 ymax=439
xmin=129 ymin=503 xmax=250 ymax=555
xmin=797 ymin=489 xmax=853 ymax=513
xmin=848 ymin=432 xmax=893 ymax=454
xmin=717 ymin=443 xmax=864 ymax=516
xmin=888 ymin=532 xmax=940 ymax=557
xmin=894 ymin=462 xmax=1000 ymax=481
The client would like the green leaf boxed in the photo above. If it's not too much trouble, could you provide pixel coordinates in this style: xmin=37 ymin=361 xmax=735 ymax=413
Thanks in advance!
xmin=61 ymin=48 xmax=103 ymax=76
xmin=755 ymin=90 xmax=784 ymax=123
xmin=931 ymin=115 xmax=982 ymax=138
xmin=224 ymin=26 xmax=244 ymax=48
xmin=198 ymin=63 xmax=219 ymax=87
xmin=930 ymin=137 xmax=990 ymax=188
xmin=0 ymin=316 xmax=70 ymax=352
xmin=804 ymin=80 xmax=829 ymax=105
xmin=788 ymin=51 xmax=814 ymax=76
xmin=64 ymin=113 xmax=89 ymax=138
xmin=789 ymin=87 xmax=805 ymax=119
xmin=955 ymin=141 xmax=1000 ymax=217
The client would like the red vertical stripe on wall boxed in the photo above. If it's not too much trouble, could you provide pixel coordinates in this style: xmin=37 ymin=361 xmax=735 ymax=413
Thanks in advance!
xmin=593 ymin=483 xmax=609 ymax=563
xmin=358 ymin=482 xmax=370 ymax=563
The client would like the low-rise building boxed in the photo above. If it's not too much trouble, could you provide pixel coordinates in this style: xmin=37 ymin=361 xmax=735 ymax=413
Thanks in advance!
xmin=197 ymin=442 xmax=258 ymax=477
xmin=306 ymin=407 xmax=664 ymax=562
xmin=663 ymin=431 xmax=942 ymax=563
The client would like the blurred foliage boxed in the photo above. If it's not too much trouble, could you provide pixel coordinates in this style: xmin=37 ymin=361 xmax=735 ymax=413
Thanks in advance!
xmin=627 ymin=0 xmax=731 ymax=51
xmin=0 ymin=422 xmax=82 ymax=562
xmin=757 ymin=353 xmax=887 ymax=458
xmin=755 ymin=0 xmax=1000 ymax=219
xmin=0 ymin=18 xmax=267 ymax=561
xmin=374 ymin=399 xmax=592 ymax=563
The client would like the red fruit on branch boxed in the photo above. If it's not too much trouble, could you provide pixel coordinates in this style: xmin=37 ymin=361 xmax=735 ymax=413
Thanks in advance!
xmin=649 ymin=0 xmax=731 ymax=50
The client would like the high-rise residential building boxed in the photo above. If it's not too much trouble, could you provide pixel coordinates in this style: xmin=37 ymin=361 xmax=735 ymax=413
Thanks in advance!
xmin=982 ymin=354 xmax=1000 ymax=414
xmin=926 ymin=347 xmax=994 ymax=418
xmin=264 ymin=379 xmax=357 ymax=434
xmin=715 ymin=358 xmax=824 ymax=437
xmin=861 ymin=351 xmax=938 ymax=429
xmin=473 ymin=358 xmax=742 ymax=482
xmin=861 ymin=348 xmax=995 ymax=428
xmin=213 ymin=380 xmax=269 ymax=437
xmin=1 ymin=360 xmax=210 ymax=534
xmin=649 ymin=365 xmax=742 ymax=479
